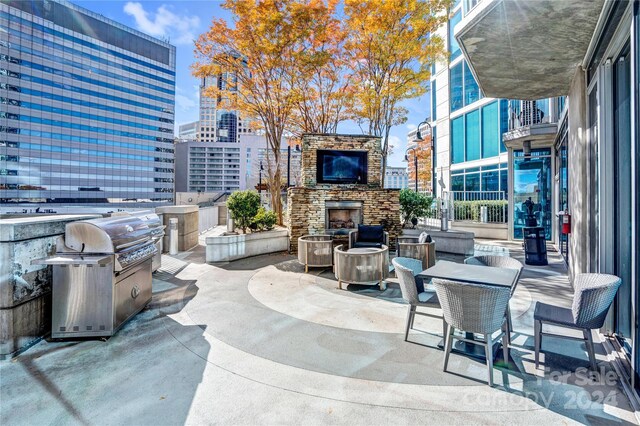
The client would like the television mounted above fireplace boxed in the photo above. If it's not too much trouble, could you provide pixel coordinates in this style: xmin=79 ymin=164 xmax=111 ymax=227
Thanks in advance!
xmin=316 ymin=149 xmax=368 ymax=184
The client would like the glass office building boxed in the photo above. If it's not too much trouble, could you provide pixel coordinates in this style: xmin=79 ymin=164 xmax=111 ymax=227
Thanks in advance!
xmin=430 ymin=0 xmax=509 ymax=199
xmin=0 ymin=0 xmax=176 ymax=206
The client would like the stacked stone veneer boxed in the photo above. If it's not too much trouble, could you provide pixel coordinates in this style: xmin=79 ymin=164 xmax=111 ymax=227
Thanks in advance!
xmin=287 ymin=134 xmax=401 ymax=252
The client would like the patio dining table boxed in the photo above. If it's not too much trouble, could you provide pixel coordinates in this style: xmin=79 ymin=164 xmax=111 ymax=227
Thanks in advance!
xmin=418 ymin=260 xmax=519 ymax=289
xmin=417 ymin=260 xmax=519 ymax=360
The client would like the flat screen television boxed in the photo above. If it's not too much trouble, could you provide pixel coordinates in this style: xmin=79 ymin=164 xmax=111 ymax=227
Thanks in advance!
xmin=316 ymin=150 xmax=368 ymax=184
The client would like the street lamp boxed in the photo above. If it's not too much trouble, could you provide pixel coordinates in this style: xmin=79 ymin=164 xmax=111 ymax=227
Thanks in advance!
xmin=415 ymin=118 xmax=435 ymax=196
xmin=258 ymin=160 xmax=264 ymax=195
xmin=404 ymin=147 xmax=418 ymax=192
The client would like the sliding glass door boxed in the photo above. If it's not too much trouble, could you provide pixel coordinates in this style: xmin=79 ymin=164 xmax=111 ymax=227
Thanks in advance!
xmin=613 ymin=43 xmax=633 ymax=354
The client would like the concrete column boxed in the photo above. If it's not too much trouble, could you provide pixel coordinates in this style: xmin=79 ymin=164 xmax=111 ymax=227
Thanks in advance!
xmin=567 ymin=67 xmax=589 ymax=279
xmin=155 ymin=205 xmax=200 ymax=252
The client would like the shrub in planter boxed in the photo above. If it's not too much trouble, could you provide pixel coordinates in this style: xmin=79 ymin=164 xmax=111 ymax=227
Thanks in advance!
xmin=452 ymin=200 xmax=508 ymax=222
xmin=399 ymin=189 xmax=433 ymax=228
xmin=227 ymin=190 xmax=260 ymax=233
xmin=252 ymin=207 xmax=277 ymax=231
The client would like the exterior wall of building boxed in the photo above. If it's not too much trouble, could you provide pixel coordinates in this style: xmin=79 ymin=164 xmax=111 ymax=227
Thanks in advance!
xmin=566 ymin=67 xmax=589 ymax=278
xmin=243 ymin=134 xmax=302 ymax=191
xmin=0 ymin=0 xmax=176 ymax=207
xmin=178 ymin=121 xmax=198 ymax=140
xmin=174 ymin=140 xmax=249 ymax=193
xmin=197 ymin=75 xmax=252 ymax=143
xmin=429 ymin=2 xmax=509 ymax=198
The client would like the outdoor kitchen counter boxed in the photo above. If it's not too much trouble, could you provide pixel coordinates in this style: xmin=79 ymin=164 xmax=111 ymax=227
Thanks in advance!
xmin=0 ymin=214 xmax=101 ymax=359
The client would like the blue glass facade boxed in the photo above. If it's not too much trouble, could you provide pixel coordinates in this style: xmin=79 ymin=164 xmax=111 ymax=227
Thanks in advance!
xmin=450 ymin=59 xmax=482 ymax=112
xmin=450 ymin=100 xmax=509 ymax=166
xmin=0 ymin=0 xmax=176 ymax=205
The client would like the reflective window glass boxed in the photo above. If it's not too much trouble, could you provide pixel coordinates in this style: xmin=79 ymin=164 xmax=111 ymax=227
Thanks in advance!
xmin=449 ymin=11 xmax=462 ymax=60
xmin=464 ymin=61 xmax=480 ymax=105
xmin=450 ymin=62 xmax=463 ymax=112
xmin=481 ymin=101 xmax=499 ymax=158
xmin=451 ymin=116 xmax=465 ymax=164
xmin=465 ymin=110 xmax=480 ymax=161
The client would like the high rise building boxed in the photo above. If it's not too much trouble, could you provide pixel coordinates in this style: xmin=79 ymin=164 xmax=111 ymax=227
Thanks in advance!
xmin=0 ymin=0 xmax=176 ymax=207
xmin=384 ymin=166 xmax=408 ymax=190
xmin=178 ymin=121 xmax=199 ymax=141
xmin=198 ymin=74 xmax=251 ymax=143
xmin=429 ymin=0 xmax=509 ymax=199
xmin=174 ymin=139 xmax=248 ymax=193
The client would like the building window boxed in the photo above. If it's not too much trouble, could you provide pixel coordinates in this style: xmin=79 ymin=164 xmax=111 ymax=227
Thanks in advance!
xmin=449 ymin=11 xmax=462 ymax=61
xmin=451 ymin=174 xmax=464 ymax=191
xmin=451 ymin=116 xmax=465 ymax=164
xmin=450 ymin=62 xmax=463 ymax=112
xmin=450 ymin=59 xmax=483 ymax=112
xmin=463 ymin=61 xmax=480 ymax=105
xmin=481 ymin=101 xmax=499 ymax=158
xmin=465 ymin=110 xmax=480 ymax=161
xmin=500 ymin=99 xmax=509 ymax=152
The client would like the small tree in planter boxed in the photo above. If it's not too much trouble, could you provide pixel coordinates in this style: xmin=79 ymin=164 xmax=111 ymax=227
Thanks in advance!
xmin=227 ymin=190 xmax=260 ymax=233
xmin=399 ymin=189 xmax=432 ymax=228
xmin=251 ymin=207 xmax=278 ymax=231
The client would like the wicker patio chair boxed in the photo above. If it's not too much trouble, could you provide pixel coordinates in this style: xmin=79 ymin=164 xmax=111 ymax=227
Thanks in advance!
xmin=464 ymin=255 xmax=523 ymax=338
xmin=397 ymin=236 xmax=436 ymax=270
xmin=392 ymin=258 xmax=446 ymax=342
xmin=432 ymin=278 xmax=511 ymax=386
xmin=534 ymin=273 xmax=622 ymax=371
xmin=297 ymin=235 xmax=333 ymax=273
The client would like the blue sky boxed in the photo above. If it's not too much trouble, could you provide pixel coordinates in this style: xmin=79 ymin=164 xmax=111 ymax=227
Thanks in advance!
xmin=75 ymin=0 xmax=429 ymax=167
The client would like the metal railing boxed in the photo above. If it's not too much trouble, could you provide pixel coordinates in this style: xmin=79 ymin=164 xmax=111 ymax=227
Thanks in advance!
xmin=421 ymin=191 xmax=508 ymax=225
xmin=198 ymin=205 xmax=220 ymax=234
xmin=448 ymin=190 xmax=506 ymax=201
xmin=508 ymin=97 xmax=565 ymax=131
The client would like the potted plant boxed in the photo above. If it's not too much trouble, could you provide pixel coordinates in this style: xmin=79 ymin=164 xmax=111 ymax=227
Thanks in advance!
xmin=399 ymin=189 xmax=432 ymax=228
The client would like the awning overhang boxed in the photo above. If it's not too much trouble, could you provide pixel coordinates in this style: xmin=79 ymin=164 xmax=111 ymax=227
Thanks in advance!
xmin=455 ymin=0 xmax=605 ymax=100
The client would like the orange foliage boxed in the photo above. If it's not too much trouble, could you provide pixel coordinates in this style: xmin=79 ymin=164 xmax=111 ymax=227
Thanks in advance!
xmin=407 ymin=134 xmax=433 ymax=193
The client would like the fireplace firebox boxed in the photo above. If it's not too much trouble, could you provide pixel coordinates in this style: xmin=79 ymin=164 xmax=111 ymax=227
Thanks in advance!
xmin=325 ymin=201 xmax=362 ymax=232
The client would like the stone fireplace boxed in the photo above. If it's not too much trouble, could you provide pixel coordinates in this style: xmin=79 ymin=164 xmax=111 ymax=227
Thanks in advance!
xmin=325 ymin=201 xmax=362 ymax=231
xmin=287 ymin=134 xmax=401 ymax=252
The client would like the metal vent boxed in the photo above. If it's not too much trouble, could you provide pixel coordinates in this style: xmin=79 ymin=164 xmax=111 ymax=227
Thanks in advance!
xmin=73 ymin=326 xmax=79 ymax=331
xmin=99 ymin=325 xmax=106 ymax=331
xmin=60 ymin=326 xmax=66 ymax=331
xmin=86 ymin=326 xmax=93 ymax=331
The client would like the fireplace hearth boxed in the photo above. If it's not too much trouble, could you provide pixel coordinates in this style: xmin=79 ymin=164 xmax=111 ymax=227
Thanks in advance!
xmin=326 ymin=201 xmax=362 ymax=232
xmin=286 ymin=134 xmax=401 ymax=252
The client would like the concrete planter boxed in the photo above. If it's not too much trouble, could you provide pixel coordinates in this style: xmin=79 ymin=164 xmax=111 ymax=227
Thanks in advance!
xmin=205 ymin=228 xmax=289 ymax=263
xmin=450 ymin=221 xmax=508 ymax=240
xmin=403 ymin=227 xmax=475 ymax=256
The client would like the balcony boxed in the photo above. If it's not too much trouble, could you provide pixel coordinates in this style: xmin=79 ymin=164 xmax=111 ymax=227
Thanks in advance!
xmin=502 ymin=97 xmax=565 ymax=149
xmin=454 ymin=0 xmax=605 ymax=99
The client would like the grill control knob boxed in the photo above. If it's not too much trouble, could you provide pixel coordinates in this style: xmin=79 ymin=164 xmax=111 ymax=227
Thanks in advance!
xmin=131 ymin=285 xmax=140 ymax=299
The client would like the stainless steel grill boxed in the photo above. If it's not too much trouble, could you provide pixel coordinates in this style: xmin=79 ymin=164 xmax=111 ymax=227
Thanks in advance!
xmin=34 ymin=215 xmax=158 ymax=338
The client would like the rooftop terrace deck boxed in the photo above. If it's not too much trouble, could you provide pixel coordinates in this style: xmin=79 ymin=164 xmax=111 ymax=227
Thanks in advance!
xmin=1 ymin=240 xmax=636 ymax=424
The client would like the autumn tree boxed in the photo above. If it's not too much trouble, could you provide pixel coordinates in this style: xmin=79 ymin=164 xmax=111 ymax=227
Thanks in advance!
xmin=407 ymin=132 xmax=433 ymax=193
xmin=343 ymin=0 xmax=450 ymax=181
xmin=289 ymin=0 xmax=351 ymax=138
xmin=193 ymin=0 xmax=347 ymax=224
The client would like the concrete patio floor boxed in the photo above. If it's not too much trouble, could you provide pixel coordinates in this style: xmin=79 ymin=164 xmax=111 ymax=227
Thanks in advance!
xmin=1 ymin=240 xmax=638 ymax=425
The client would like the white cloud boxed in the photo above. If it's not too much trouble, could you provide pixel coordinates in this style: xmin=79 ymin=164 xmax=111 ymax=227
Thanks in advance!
xmin=406 ymin=124 xmax=417 ymax=131
xmin=175 ymin=86 xmax=198 ymax=112
xmin=123 ymin=2 xmax=200 ymax=45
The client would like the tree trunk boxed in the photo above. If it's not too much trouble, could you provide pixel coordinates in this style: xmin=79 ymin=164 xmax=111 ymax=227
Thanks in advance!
xmin=269 ymin=167 xmax=284 ymax=226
